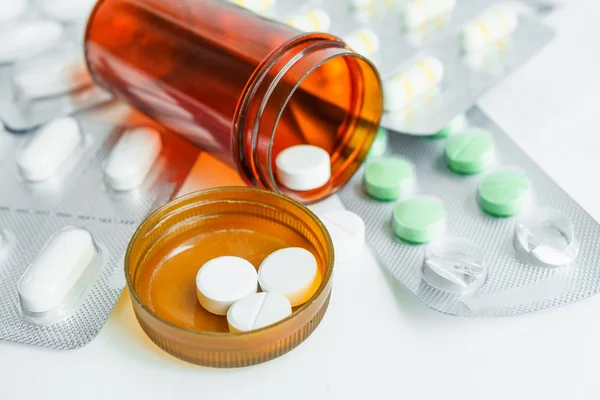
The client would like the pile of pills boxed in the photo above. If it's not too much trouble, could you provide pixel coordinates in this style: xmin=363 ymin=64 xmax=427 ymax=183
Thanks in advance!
xmin=195 ymin=247 xmax=321 ymax=332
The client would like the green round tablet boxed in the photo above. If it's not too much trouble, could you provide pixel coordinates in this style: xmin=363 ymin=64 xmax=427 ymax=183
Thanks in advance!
xmin=392 ymin=196 xmax=446 ymax=243
xmin=364 ymin=157 xmax=415 ymax=201
xmin=445 ymin=128 xmax=495 ymax=174
xmin=478 ymin=169 xmax=531 ymax=217
xmin=366 ymin=127 xmax=388 ymax=159
xmin=427 ymin=114 xmax=468 ymax=139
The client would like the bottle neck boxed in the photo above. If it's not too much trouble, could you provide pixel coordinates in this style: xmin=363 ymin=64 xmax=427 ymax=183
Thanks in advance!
xmin=233 ymin=34 xmax=383 ymax=204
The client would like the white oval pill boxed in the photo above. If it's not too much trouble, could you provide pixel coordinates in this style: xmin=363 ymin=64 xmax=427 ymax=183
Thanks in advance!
xmin=318 ymin=210 xmax=366 ymax=264
xmin=0 ymin=0 xmax=28 ymax=22
xmin=227 ymin=292 xmax=292 ymax=332
xmin=284 ymin=9 xmax=331 ymax=32
xmin=384 ymin=56 xmax=444 ymax=111
xmin=17 ymin=117 xmax=82 ymax=182
xmin=40 ymin=0 xmax=96 ymax=22
xmin=343 ymin=29 xmax=380 ymax=57
xmin=18 ymin=228 xmax=96 ymax=314
xmin=258 ymin=247 xmax=319 ymax=307
xmin=0 ymin=21 xmax=64 ymax=64
xmin=276 ymin=145 xmax=331 ymax=191
xmin=461 ymin=7 xmax=518 ymax=52
xmin=12 ymin=49 xmax=92 ymax=99
xmin=402 ymin=0 xmax=456 ymax=28
xmin=196 ymin=256 xmax=258 ymax=316
xmin=104 ymin=127 xmax=162 ymax=191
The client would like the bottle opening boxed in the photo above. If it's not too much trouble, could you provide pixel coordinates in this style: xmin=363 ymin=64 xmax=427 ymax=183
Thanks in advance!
xmin=235 ymin=35 xmax=383 ymax=204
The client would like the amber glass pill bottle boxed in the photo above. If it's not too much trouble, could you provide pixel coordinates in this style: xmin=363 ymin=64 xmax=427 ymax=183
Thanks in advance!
xmin=85 ymin=0 xmax=383 ymax=203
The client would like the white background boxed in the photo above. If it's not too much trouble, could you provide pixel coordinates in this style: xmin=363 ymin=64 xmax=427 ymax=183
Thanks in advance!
xmin=3 ymin=1 xmax=600 ymax=399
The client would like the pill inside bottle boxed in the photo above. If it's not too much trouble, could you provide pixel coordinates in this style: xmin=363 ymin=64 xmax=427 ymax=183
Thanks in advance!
xmin=85 ymin=0 xmax=383 ymax=204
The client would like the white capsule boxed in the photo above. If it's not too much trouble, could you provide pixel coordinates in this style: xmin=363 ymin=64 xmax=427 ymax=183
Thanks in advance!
xmin=12 ymin=49 xmax=92 ymax=100
xmin=18 ymin=228 xmax=96 ymax=315
xmin=0 ymin=21 xmax=64 ymax=64
xmin=104 ymin=127 xmax=162 ymax=191
xmin=0 ymin=0 xmax=28 ymax=22
xmin=343 ymin=29 xmax=380 ymax=57
xmin=18 ymin=117 xmax=82 ymax=182
xmin=227 ymin=292 xmax=292 ymax=332
xmin=384 ymin=56 xmax=444 ymax=111
xmin=461 ymin=6 xmax=518 ymax=52
xmin=318 ymin=210 xmax=366 ymax=264
xmin=402 ymin=0 xmax=455 ymax=28
xmin=196 ymin=256 xmax=258 ymax=316
xmin=39 ymin=0 xmax=96 ymax=22
xmin=276 ymin=145 xmax=330 ymax=192
xmin=283 ymin=9 xmax=331 ymax=32
xmin=258 ymin=247 xmax=320 ymax=307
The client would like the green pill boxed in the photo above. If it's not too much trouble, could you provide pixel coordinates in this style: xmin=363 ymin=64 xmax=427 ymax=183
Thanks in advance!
xmin=445 ymin=128 xmax=495 ymax=174
xmin=366 ymin=127 xmax=388 ymax=159
xmin=478 ymin=169 xmax=531 ymax=217
xmin=427 ymin=114 xmax=468 ymax=139
xmin=392 ymin=196 xmax=446 ymax=243
xmin=364 ymin=157 xmax=415 ymax=201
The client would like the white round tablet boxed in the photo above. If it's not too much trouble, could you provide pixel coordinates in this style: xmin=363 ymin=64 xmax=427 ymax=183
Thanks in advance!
xmin=258 ymin=247 xmax=319 ymax=307
xmin=196 ymin=256 xmax=258 ymax=316
xmin=318 ymin=210 xmax=365 ymax=264
xmin=275 ymin=145 xmax=331 ymax=191
xmin=227 ymin=292 xmax=292 ymax=333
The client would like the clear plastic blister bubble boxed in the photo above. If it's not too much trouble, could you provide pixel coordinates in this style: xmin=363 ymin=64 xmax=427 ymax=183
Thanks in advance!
xmin=340 ymin=107 xmax=600 ymax=317
xmin=422 ymin=237 xmax=487 ymax=293
xmin=0 ymin=117 xmax=110 ymax=213
xmin=0 ymin=213 xmax=137 ymax=349
xmin=0 ymin=0 xmax=112 ymax=132
xmin=514 ymin=208 xmax=579 ymax=267
xmin=267 ymin=0 xmax=554 ymax=135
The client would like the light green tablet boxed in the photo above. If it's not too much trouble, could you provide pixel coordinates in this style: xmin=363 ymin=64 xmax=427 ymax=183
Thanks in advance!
xmin=392 ymin=196 xmax=446 ymax=243
xmin=364 ymin=157 xmax=415 ymax=201
xmin=478 ymin=169 xmax=531 ymax=217
xmin=445 ymin=128 xmax=495 ymax=174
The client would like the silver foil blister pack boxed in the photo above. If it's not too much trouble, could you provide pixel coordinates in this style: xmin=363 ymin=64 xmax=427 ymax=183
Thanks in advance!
xmin=339 ymin=107 xmax=600 ymax=317
xmin=268 ymin=0 xmax=554 ymax=135
xmin=0 ymin=117 xmax=197 ymax=349
xmin=0 ymin=0 xmax=112 ymax=132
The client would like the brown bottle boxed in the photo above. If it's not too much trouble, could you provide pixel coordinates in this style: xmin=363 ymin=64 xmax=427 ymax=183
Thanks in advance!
xmin=85 ymin=0 xmax=383 ymax=203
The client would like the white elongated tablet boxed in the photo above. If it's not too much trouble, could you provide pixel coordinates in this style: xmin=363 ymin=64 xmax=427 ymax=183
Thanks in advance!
xmin=343 ymin=29 xmax=380 ymax=57
xmin=461 ymin=7 xmax=518 ymax=52
xmin=104 ymin=127 xmax=162 ymax=191
xmin=276 ymin=145 xmax=331 ymax=191
xmin=227 ymin=292 xmax=292 ymax=332
xmin=18 ymin=117 xmax=82 ymax=182
xmin=18 ymin=228 xmax=96 ymax=314
xmin=196 ymin=256 xmax=258 ymax=316
xmin=40 ymin=0 xmax=96 ymax=22
xmin=384 ymin=56 xmax=444 ymax=111
xmin=0 ymin=21 xmax=64 ymax=64
xmin=284 ymin=9 xmax=331 ymax=32
xmin=0 ymin=0 xmax=28 ymax=22
xmin=402 ymin=0 xmax=456 ymax=27
xmin=12 ymin=50 xmax=92 ymax=99
xmin=318 ymin=210 xmax=365 ymax=264
xmin=258 ymin=247 xmax=319 ymax=307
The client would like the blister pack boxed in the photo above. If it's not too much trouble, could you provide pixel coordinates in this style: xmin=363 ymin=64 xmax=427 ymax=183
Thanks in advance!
xmin=339 ymin=107 xmax=600 ymax=317
xmin=254 ymin=0 xmax=554 ymax=135
xmin=0 ymin=0 xmax=112 ymax=131
xmin=0 ymin=115 xmax=197 ymax=349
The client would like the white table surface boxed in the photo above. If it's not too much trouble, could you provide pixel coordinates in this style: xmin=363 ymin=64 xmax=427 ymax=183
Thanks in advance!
xmin=3 ymin=2 xmax=600 ymax=399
